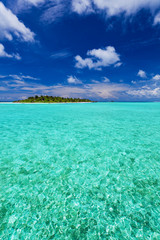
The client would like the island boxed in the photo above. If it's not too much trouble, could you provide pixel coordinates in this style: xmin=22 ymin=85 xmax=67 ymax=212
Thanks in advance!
xmin=14 ymin=95 xmax=92 ymax=103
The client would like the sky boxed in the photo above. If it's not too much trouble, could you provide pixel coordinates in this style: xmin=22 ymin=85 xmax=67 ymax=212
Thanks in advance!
xmin=1 ymin=0 xmax=160 ymax=101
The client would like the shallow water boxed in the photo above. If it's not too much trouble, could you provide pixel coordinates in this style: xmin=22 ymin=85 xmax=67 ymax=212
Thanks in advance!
xmin=0 ymin=102 xmax=160 ymax=239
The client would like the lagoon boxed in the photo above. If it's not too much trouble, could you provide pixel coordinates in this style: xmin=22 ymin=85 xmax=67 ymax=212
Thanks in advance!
xmin=0 ymin=102 xmax=160 ymax=239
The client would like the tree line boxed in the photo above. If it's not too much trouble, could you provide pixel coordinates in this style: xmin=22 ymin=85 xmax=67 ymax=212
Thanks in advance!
xmin=14 ymin=95 xmax=92 ymax=103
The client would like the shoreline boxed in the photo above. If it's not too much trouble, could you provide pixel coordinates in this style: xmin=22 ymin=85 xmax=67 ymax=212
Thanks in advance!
xmin=0 ymin=102 xmax=93 ymax=104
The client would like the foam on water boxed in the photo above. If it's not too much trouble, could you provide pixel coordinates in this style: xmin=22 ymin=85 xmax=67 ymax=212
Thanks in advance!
xmin=0 ymin=103 xmax=160 ymax=239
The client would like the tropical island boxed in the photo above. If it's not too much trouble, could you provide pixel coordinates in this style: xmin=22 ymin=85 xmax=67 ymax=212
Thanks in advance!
xmin=14 ymin=95 xmax=92 ymax=103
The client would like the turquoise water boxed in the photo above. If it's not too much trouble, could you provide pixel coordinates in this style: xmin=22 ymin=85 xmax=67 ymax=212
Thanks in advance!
xmin=0 ymin=102 xmax=160 ymax=239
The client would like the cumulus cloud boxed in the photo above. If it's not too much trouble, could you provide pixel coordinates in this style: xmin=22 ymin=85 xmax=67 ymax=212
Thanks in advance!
xmin=72 ymin=0 xmax=93 ymax=14
xmin=152 ymin=74 xmax=160 ymax=81
xmin=0 ymin=43 xmax=21 ymax=60
xmin=154 ymin=12 xmax=160 ymax=25
xmin=67 ymin=75 xmax=82 ymax=84
xmin=0 ymin=2 xmax=35 ymax=42
xmin=137 ymin=70 xmax=147 ymax=78
xmin=75 ymin=46 xmax=121 ymax=70
xmin=72 ymin=0 xmax=160 ymax=17
xmin=103 ymin=77 xmax=110 ymax=83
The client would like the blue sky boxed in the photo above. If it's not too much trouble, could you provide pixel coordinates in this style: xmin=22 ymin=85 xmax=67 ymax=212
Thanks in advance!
xmin=1 ymin=0 xmax=160 ymax=101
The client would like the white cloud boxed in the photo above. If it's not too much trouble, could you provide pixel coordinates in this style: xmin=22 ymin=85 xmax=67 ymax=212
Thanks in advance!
xmin=0 ymin=2 xmax=35 ymax=42
xmin=8 ymin=0 xmax=160 ymax=27
xmin=22 ymin=0 xmax=45 ymax=6
xmin=1 ymin=72 xmax=160 ymax=101
xmin=127 ymin=86 xmax=160 ymax=98
xmin=14 ymin=0 xmax=68 ymax=24
xmin=154 ymin=12 xmax=160 ymax=25
xmin=51 ymin=49 xmax=71 ymax=59
xmin=0 ymin=86 xmax=8 ymax=91
xmin=1 ymin=74 xmax=39 ymax=81
xmin=8 ymin=0 xmax=160 ymax=26
xmin=103 ymin=77 xmax=110 ymax=83
xmin=0 ymin=43 xmax=21 ymax=60
xmin=94 ymin=0 xmax=160 ymax=16
xmin=9 ymin=0 xmax=45 ymax=13
xmin=40 ymin=0 xmax=70 ymax=24
xmin=72 ymin=0 xmax=160 ymax=16
xmin=67 ymin=75 xmax=82 ymax=84
xmin=10 ymin=74 xmax=39 ymax=80
xmin=21 ymin=75 xmax=39 ymax=80
xmin=152 ymin=74 xmax=160 ymax=81
xmin=72 ymin=0 xmax=93 ymax=14
xmin=0 ymin=75 xmax=6 ymax=78
xmin=0 ymin=74 xmax=40 ymax=90
xmin=128 ymin=73 xmax=160 ymax=98
xmin=114 ymin=62 xmax=122 ymax=67
xmin=41 ymin=3 xmax=65 ymax=23
xmin=137 ymin=70 xmax=147 ymax=78
xmin=0 ymin=78 xmax=128 ymax=100
xmin=0 ymin=73 xmax=128 ymax=100
xmin=86 ymin=82 xmax=128 ymax=99
xmin=75 ymin=46 xmax=121 ymax=70
xmin=131 ymin=80 xmax=137 ymax=84
xmin=91 ymin=80 xmax=100 ymax=83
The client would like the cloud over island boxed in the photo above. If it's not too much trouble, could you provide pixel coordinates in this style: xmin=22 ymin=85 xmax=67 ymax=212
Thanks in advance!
xmin=75 ymin=46 xmax=121 ymax=70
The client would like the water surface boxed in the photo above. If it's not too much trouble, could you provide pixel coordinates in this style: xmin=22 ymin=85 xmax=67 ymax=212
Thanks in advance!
xmin=0 ymin=103 xmax=160 ymax=239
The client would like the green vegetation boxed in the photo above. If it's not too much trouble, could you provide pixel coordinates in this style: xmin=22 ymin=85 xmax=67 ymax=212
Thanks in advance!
xmin=14 ymin=95 xmax=92 ymax=103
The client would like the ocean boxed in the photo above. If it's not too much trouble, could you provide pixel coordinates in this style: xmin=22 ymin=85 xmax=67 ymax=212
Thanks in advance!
xmin=0 ymin=102 xmax=160 ymax=239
